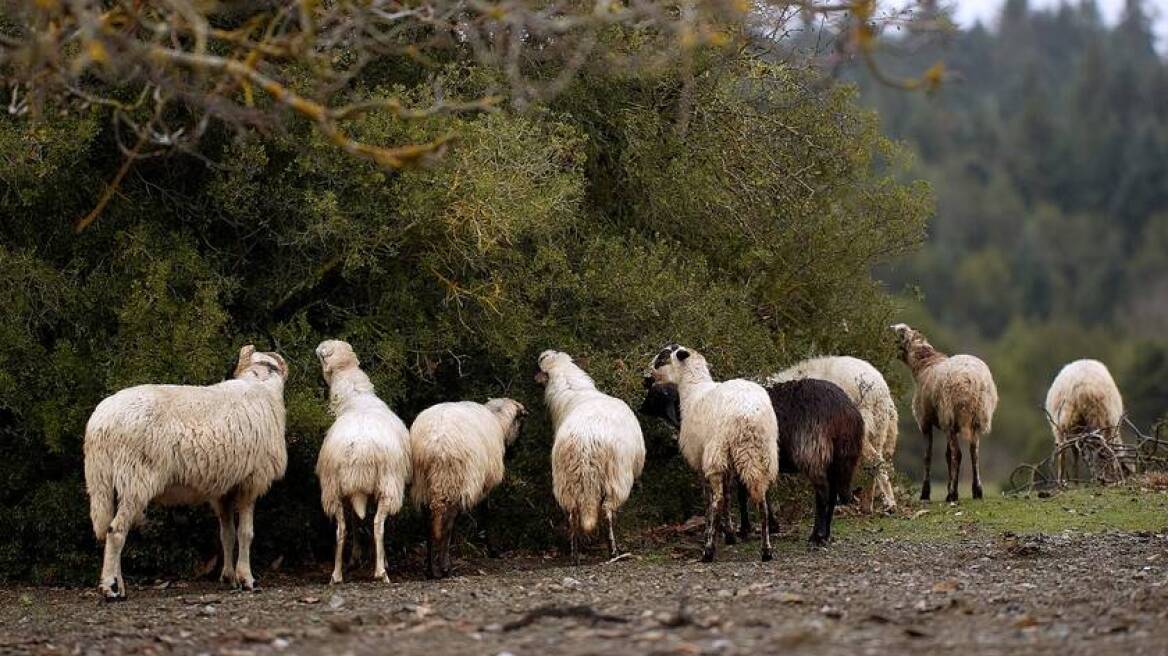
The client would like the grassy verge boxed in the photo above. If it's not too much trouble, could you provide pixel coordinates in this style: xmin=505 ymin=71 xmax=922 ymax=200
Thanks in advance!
xmin=838 ymin=485 xmax=1168 ymax=542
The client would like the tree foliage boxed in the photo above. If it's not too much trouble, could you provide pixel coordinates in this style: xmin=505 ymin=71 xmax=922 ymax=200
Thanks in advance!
xmin=0 ymin=19 xmax=929 ymax=581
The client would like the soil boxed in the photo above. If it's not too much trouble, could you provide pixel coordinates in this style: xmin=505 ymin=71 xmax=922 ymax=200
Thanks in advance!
xmin=4 ymin=529 xmax=1168 ymax=656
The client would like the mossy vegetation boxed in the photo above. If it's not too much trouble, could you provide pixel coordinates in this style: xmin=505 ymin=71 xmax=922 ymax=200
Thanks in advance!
xmin=845 ymin=486 xmax=1168 ymax=543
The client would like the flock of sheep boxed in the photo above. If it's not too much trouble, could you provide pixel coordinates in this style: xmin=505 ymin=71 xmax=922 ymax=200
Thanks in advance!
xmin=81 ymin=324 xmax=1126 ymax=600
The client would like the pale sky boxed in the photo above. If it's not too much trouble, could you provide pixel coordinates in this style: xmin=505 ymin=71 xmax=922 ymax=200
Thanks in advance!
xmin=948 ymin=0 xmax=1168 ymax=46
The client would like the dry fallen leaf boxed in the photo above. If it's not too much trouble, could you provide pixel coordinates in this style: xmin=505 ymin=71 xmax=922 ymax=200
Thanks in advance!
xmin=932 ymin=579 xmax=959 ymax=593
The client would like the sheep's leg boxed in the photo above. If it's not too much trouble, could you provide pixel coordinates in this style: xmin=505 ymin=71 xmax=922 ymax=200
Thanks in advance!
xmin=99 ymin=498 xmax=142 ymax=601
xmin=970 ymin=438 xmax=984 ymax=500
xmin=568 ymin=510 xmax=580 ymax=566
xmin=330 ymin=510 xmax=346 ymax=585
xmin=920 ymin=424 xmax=933 ymax=501
xmin=1055 ymin=442 xmax=1065 ymax=485
xmin=477 ymin=498 xmax=499 ymax=558
xmin=372 ymin=502 xmax=390 ymax=583
xmin=945 ymin=432 xmax=961 ymax=503
xmin=701 ymin=474 xmax=724 ymax=563
xmin=877 ymin=467 xmax=897 ymax=512
xmin=809 ymin=486 xmax=830 ymax=547
xmin=604 ymin=508 xmax=619 ymax=558
xmin=234 ymin=499 xmax=257 ymax=591
xmin=721 ymin=475 xmax=738 ymax=545
xmin=824 ymin=482 xmax=840 ymax=543
xmin=736 ymin=480 xmax=753 ymax=541
xmin=210 ymin=497 xmax=236 ymax=584
xmin=759 ymin=496 xmax=773 ymax=561
xmin=347 ymin=506 xmax=365 ymax=570
xmin=428 ymin=504 xmax=445 ymax=579
xmin=439 ymin=508 xmax=457 ymax=578
xmin=425 ymin=514 xmax=436 ymax=579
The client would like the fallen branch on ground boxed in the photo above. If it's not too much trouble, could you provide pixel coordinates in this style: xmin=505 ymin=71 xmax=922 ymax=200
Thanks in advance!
xmin=500 ymin=605 xmax=628 ymax=631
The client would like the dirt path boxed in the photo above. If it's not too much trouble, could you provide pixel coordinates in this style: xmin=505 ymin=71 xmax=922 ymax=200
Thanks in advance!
xmin=3 ymin=529 xmax=1168 ymax=656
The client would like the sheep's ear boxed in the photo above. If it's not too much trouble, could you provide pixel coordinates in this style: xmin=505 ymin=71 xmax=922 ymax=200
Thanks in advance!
xmin=534 ymin=370 xmax=549 ymax=385
xmin=230 ymin=344 xmax=256 ymax=378
xmin=675 ymin=349 xmax=690 ymax=362
xmin=269 ymin=353 xmax=289 ymax=379
xmin=642 ymin=374 xmax=655 ymax=389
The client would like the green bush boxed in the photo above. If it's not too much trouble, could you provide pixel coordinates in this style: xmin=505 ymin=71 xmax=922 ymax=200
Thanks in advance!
xmin=0 ymin=53 xmax=929 ymax=583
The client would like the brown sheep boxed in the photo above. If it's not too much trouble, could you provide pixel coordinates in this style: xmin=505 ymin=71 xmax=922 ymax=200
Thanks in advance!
xmin=892 ymin=324 xmax=998 ymax=503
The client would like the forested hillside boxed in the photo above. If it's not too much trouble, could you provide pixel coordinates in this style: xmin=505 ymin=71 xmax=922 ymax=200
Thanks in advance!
xmin=857 ymin=0 xmax=1168 ymax=474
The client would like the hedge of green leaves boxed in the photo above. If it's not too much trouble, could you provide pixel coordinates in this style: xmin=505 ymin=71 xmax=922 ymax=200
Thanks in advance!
xmin=0 ymin=53 xmax=930 ymax=583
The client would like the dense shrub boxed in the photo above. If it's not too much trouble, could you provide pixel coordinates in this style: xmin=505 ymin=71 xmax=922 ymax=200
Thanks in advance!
xmin=0 ymin=53 xmax=929 ymax=583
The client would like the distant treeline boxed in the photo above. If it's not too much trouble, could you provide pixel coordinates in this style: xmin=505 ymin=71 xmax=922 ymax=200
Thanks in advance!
xmin=857 ymin=0 xmax=1168 ymax=472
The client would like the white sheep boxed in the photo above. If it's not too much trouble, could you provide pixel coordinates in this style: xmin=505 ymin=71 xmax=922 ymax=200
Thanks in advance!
xmin=892 ymin=324 xmax=998 ymax=503
xmin=1045 ymin=359 xmax=1125 ymax=483
xmin=767 ymin=356 xmax=899 ymax=512
xmin=83 ymin=345 xmax=288 ymax=600
xmin=535 ymin=350 xmax=646 ymax=562
xmin=650 ymin=344 xmax=778 ymax=562
xmin=314 ymin=340 xmax=411 ymax=584
xmin=409 ymin=398 xmax=527 ymax=578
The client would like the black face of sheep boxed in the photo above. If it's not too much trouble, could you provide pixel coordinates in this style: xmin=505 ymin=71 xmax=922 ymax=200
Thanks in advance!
xmin=638 ymin=379 xmax=863 ymax=547
xmin=652 ymin=344 xmax=681 ymax=369
xmin=638 ymin=380 xmax=681 ymax=431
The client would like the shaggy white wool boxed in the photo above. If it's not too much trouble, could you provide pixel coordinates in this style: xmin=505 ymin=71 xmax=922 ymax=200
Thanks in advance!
xmin=893 ymin=323 xmax=997 ymax=501
xmin=1045 ymin=359 xmax=1125 ymax=481
xmin=84 ymin=345 xmax=288 ymax=598
xmin=652 ymin=347 xmax=778 ymax=502
xmin=538 ymin=350 xmax=645 ymax=538
xmin=315 ymin=339 xmax=411 ymax=583
xmin=408 ymin=399 xmax=525 ymax=512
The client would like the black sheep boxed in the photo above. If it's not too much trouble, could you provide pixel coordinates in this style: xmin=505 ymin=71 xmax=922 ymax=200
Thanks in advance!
xmin=640 ymin=376 xmax=863 ymax=546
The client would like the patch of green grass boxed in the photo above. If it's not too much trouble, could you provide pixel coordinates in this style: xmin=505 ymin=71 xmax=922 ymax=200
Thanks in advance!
xmin=839 ymin=486 xmax=1168 ymax=542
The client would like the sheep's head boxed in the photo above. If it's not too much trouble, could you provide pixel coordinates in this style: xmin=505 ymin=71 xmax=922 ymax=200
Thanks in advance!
xmin=639 ymin=381 xmax=682 ymax=432
xmin=316 ymin=339 xmax=360 ymax=384
xmin=534 ymin=349 xmax=567 ymax=386
xmin=649 ymin=343 xmax=704 ymax=385
xmin=890 ymin=323 xmax=934 ymax=365
xmin=486 ymin=398 xmax=528 ymax=445
xmin=234 ymin=344 xmax=289 ymax=382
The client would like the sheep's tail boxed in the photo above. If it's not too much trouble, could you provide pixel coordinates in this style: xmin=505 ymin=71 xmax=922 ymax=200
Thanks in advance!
xmin=351 ymin=493 xmax=369 ymax=520
xmin=553 ymin=438 xmax=605 ymax=535
xmin=84 ymin=450 xmax=115 ymax=541
xmin=728 ymin=417 xmax=778 ymax=503
xmin=580 ymin=503 xmax=599 ymax=534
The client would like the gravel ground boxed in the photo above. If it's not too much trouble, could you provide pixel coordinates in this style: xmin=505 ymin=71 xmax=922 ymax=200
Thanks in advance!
xmin=3 ymin=530 xmax=1168 ymax=656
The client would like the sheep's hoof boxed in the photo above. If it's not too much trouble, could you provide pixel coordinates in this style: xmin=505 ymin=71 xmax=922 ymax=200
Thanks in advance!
xmin=919 ymin=485 xmax=931 ymax=501
xmin=235 ymin=576 xmax=257 ymax=592
xmin=760 ymin=548 xmax=773 ymax=562
xmin=700 ymin=547 xmax=716 ymax=563
xmin=972 ymin=487 xmax=984 ymax=500
xmin=329 ymin=574 xmax=343 ymax=585
xmin=737 ymin=529 xmax=752 ymax=542
xmin=723 ymin=532 xmax=738 ymax=546
xmin=807 ymin=536 xmax=829 ymax=550
xmin=373 ymin=572 xmax=389 ymax=584
xmin=99 ymin=578 xmax=126 ymax=602
xmin=945 ymin=493 xmax=959 ymax=504
xmin=219 ymin=569 xmax=236 ymax=585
